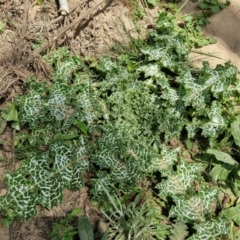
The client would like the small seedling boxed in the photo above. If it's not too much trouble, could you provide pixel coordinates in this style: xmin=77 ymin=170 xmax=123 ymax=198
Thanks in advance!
xmin=49 ymin=208 xmax=81 ymax=240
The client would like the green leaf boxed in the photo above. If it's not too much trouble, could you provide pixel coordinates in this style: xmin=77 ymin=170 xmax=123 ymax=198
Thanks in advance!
xmin=208 ymin=37 xmax=217 ymax=44
xmin=73 ymin=120 xmax=88 ymax=135
xmin=2 ymin=218 xmax=12 ymax=228
xmin=0 ymin=142 xmax=89 ymax=221
xmin=207 ymin=149 xmax=238 ymax=165
xmin=232 ymin=179 xmax=240 ymax=197
xmin=219 ymin=2 xmax=229 ymax=8
xmin=198 ymin=2 xmax=208 ymax=9
xmin=211 ymin=5 xmax=220 ymax=14
xmin=120 ymin=216 xmax=130 ymax=236
xmin=222 ymin=204 xmax=240 ymax=226
xmin=156 ymin=160 xmax=203 ymax=197
xmin=210 ymin=164 xmax=230 ymax=182
xmin=188 ymin=218 xmax=230 ymax=239
xmin=2 ymin=103 xmax=19 ymax=122
xmin=70 ymin=208 xmax=82 ymax=216
xmin=53 ymin=133 xmax=79 ymax=140
xmin=185 ymin=139 xmax=192 ymax=151
xmin=184 ymin=15 xmax=193 ymax=22
xmin=170 ymin=188 xmax=219 ymax=222
xmin=231 ymin=115 xmax=240 ymax=147
xmin=78 ymin=215 xmax=94 ymax=240
xmin=146 ymin=0 xmax=157 ymax=6
xmin=169 ymin=221 xmax=188 ymax=240
xmin=101 ymin=232 xmax=108 ymax=240
xmin=11 ymin=121 xmax=20 ymax=131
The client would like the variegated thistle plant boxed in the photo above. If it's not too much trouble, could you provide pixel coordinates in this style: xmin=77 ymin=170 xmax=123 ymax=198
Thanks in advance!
xmin=0 ymin=10 xmax=239 ymax=239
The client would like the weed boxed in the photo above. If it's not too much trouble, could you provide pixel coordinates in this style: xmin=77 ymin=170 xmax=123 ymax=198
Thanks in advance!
xmin=128 ymin=0 xmax=145 ymax=21
xmin=170 ymin=0 xmax=230 ymax=29
xmin=49 ymin=208 xmax=81 ymax=240
xmin=100 ymin=183 xmax=169 ymax=239
xmin=0 ymin=6 xmax=239 ymax=240
xmin=197 ymin=0 xmax=230 ymax=14
xmin=194 ymin=0 xmax=230 ymax=28
xmin=50 ymin=208 xmax=108 ymax=240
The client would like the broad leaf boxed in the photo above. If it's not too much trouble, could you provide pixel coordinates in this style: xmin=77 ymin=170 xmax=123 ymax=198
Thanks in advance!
xmin=207 ymin=149 xmax=238 ymax=165
xmin=231 ymin=115 xmax=240 ymax=147
xmin=78 ymin=215 xmax=94 ymax=240
xmin=2 ymin=103 xmax=19 ymax=122
xmin=169 ymin=188 xmax=219 ymax=222
xmin=188 ymin=218 xmax=230 ymax=240
xmin=210 ymin=164 xmax=231 ymax=182
xmin=222 ymin=204 xmax=240 ymax=226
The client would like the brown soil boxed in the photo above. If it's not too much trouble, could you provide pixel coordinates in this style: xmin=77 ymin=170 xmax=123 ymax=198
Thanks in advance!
xmin=0 ymin=0 xmax=239 ymax=239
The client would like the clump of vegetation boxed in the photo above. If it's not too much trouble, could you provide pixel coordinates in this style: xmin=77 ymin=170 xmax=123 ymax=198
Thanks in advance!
xmin=49 ymin=208 xmax=81 ymax=240
xmin=194 ymin=0 xmax=230 ymax=29
xmin=123 ymin=0 xmax=159 ymax=21
xmin=0 ymin=6 xmax=240 ymax=240
xmin=170 ymin=0 xmax=230 ymax=29
xmin=196 ymin=0 xmax=230 ymax=14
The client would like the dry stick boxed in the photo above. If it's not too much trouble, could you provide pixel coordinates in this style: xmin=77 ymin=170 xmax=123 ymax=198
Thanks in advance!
xmin=21 ymin=1 xmax=103 ymax=66
xmin=14 ymin=0 xmax=30 ymax=64
xmin=51 ymin=0 xmax=89 ymax=25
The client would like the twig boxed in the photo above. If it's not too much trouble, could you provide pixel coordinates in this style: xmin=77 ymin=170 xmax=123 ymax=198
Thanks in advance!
xmin=51 ymin=0 xmax=89 ymax=24
xmin=20 ymin=1 xmax=103 ymax=66
xmin=14 ymin=0 xmax=30 ymax=64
